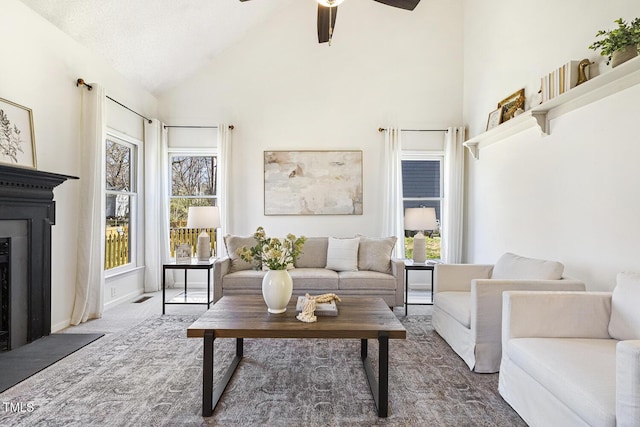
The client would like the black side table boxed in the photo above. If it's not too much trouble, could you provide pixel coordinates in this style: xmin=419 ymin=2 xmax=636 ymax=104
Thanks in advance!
xmin=162 ymin=259 xmax=215 ymax=314
xmin=404 ymin=260 xmax=436 ymax=315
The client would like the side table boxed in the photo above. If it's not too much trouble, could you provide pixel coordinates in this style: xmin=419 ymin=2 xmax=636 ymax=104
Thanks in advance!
xmin=162 ymin=259 xmax=215 ymax=314
xmin=404 ymin=259 xmax=436 ymax=315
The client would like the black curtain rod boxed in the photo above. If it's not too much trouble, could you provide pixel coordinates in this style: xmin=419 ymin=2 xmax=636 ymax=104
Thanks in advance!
xmin=378 ymin=127 xmax=448 ymax=132
xmin=76 ymin=78 xmax=152 ymax=124
xmin=164 ymin=125 xmax=235 ymax=130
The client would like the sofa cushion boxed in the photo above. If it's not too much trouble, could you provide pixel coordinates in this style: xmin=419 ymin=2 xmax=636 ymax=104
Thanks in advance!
xmin=434 ymin=292 xmax=471 ymax=328
xmin=338 ymin=271 xmax=396 ymax=290
xmin=608 ymin=272 xmax=640 ymax=341
xmin=289 ymin=268 xmax=339 ymax=290
xmin=294 ymin=237 xmax=328 ymax=269
xmin=507 ymin=338 xmax=617 ymax=427
xmin=357 ymin=236 xmax=397 ymax=274
xmin=224 ymin=235 xmax=259 ymax=273
xmin=326 ymin=237 xmax=359 ymax=272
xmin=491 ymin=252 xmax=564 ymax=280
xmin=222 ymin=270 xmax=265 ymax=290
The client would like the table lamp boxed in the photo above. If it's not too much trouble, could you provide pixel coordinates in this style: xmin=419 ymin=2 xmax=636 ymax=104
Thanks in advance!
xmin=186 ymin=206 xmax=221 ymax=261
xmin=404 ymin=207 xmax=437 ymax=264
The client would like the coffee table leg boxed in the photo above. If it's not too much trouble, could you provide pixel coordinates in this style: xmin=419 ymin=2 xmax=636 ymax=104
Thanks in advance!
xmin=361 ymin=332 xmax=390 ymax=417
xmin=202 ymin=334 xmax=243 ymax=417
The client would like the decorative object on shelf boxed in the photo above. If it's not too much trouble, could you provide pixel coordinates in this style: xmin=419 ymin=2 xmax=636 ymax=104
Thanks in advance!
xmin=513 ymin=108 xmax=525 ymax=117
xmin=261 ymin=269 xmax=294 ymax=314
xmin=237 ymin=227 xmax=306 ymax=313
xmin=498 ymin=88 xmax=525 ymax=123
xmin=589 ymin=17 xmax=640 ymax=67
xmin=264 ymin=150 xmax=363 ymax=215
xmin=486 ymin=107 xmax=503 ymax=131
xmin=295 ymin=293 xmax=342 ymax=322
xmin=404 ymin=207 xmax=437 ymax=264
xmin=576 ymin=59 xmax=594 ymax=86
xmin=175 ymin=244 xmax=191 ymax=264
xmin=0 ymin=97 xmax=36 ymax=168
xmin=186 ymin=206 xmax=221 ymax=261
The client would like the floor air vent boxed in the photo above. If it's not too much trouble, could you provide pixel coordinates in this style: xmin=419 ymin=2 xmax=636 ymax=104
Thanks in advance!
xmin=133 ymin=296 xmax=152 ymax=304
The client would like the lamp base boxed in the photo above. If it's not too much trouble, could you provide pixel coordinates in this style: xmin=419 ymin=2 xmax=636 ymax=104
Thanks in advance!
xmin=412 ymin=232 xmax=427 ymax=264
xmin=196 ymin=231 xmax=211 ymax=261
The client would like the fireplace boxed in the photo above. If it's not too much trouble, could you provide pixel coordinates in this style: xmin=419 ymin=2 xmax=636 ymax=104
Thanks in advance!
xmin=0 ymin=164 xmax=76 ymax=351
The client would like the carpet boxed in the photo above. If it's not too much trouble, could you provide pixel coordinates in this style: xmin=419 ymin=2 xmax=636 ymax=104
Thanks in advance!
xmin=0 ymin=333 xmax=103 ymax=393
xmin=0 ymin=314 xmax=525 ymax=426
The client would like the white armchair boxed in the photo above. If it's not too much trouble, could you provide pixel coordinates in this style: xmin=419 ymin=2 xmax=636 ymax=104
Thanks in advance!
xmin=499 ymin=272 xmax=640 ymax=426
xmin=432 ymin=253 xmax=585 ymax=373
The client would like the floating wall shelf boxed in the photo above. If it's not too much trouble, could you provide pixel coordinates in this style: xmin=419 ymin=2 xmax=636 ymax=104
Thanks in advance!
xmin=464 ymin=55 xmax=640 ymax=159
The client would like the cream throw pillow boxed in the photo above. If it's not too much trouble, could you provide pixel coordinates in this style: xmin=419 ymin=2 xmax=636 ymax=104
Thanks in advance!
xmin=325 ymin=237 xmax=359 ymax=272
xmin=357 ymin=236 xmax=397 ymax=274
xmin=491 ymin=252 xmax=564 ymax=280
xmin=224 ymin=235 xmax=258 ymax=273
xmin=608 ymin=272 xmax=640 ymax=340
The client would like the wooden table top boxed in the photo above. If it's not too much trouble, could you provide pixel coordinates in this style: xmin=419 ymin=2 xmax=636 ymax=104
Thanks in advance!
xmin=187 ymin=296 xmax=407 ymax=340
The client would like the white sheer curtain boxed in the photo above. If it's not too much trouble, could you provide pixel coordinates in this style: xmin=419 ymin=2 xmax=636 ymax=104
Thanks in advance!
xmin=381 ymin=127 xmax=405 ymax=258
xmin=144 ymin=120 xmax=173 ymax=291
xmin=217 ymin=124 xmax=232 ymax=256
xmin=71 ymin=83 xmax=106 ymax=325
xmin=442 ymin=126 xmax=465 ymax=263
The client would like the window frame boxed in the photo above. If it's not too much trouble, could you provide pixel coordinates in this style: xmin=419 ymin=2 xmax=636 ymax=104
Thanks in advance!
xmin=401 ymin=150 xmax=444 ymax=260
xmin=104 ymin=128 xmax=142 ymax=276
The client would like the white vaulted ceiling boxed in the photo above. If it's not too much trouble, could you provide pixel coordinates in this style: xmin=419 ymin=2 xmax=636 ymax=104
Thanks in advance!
xmin=19 ymin=0 xmax=297 ymax=95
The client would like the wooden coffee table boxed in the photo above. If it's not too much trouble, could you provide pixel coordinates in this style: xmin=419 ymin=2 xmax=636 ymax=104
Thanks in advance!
xmin=187 ymin=295 xmax=407 ymax=418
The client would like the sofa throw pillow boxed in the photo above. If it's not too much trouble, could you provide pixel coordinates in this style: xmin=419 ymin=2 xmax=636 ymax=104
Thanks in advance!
xmin=491 ymin=252 xmax=564 ymax=280
xmin=224 ymin=234 xmax=258 ymax=273
xmin=294 ymin=237 xmax=328 ymax=269
xmin=357 ymin=236 xmax=397 ymax=274
xmin=608 ymin=272 xmax=640 ymax=340
xmin=325 ymin=237 xmax=359 ymax=272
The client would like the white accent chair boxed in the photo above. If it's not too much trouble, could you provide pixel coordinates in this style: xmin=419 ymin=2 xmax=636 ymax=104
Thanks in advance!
xmin=500 ymin=272 xmax=640 ymax=427
xmin=433 ymin=252 xmax=585 ymax=373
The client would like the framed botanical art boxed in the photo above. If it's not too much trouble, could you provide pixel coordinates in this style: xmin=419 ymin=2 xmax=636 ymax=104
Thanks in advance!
xmin=498 ymin=88 xmax=525 ymax=123
xmin=0 ymin=97 xmax=36 ymax=168
xmin=264 ymin=150 xmax=363 ymax=215
xmin=486 ymin=107 xmax=503 ymax=130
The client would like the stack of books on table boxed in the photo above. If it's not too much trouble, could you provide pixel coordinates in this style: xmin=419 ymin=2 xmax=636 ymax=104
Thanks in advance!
xmin=295 ymin=296 xmax=338 ymax=316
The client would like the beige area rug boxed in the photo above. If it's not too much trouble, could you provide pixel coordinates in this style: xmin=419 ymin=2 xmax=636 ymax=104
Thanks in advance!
xmin=0 ymin=314 xmax=525 ymax=426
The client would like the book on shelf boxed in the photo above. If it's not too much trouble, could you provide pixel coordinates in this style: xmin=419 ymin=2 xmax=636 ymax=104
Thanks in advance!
xmin=542 ymin=60 xmax=581 ymax=103
xmin=295 ymin=296 xmax=338 ymax=316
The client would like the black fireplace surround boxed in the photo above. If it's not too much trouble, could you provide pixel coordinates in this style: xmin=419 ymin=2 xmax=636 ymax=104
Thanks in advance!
xmin=0 ymin=164 xmax=76 ymax=350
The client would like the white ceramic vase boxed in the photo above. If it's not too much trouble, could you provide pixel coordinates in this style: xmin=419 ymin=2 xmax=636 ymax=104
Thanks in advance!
xmin=261 ymin=269 xmax=293 ymax=314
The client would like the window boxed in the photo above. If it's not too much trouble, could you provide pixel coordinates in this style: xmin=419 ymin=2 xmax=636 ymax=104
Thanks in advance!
xmin=402 ymin=156 xmax=442 ymax=260
xmin=169 ymin=153 xmax=218 ymax=256
xmin=105 ymin=133 xmax=139 ymax=270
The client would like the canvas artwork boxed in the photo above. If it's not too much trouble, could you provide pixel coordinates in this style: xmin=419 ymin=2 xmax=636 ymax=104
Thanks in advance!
xmin=264 ymin=150 xmax=363 ymax=215
xmin=0 ymin=97 xmax=36 ymax=168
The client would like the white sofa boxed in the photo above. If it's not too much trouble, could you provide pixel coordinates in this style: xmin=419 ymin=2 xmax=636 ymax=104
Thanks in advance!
xmin=500 ymin=272 xmax=640 ymax=427
xmin=213 ymin=235 xmax=405 ymax=307
xmin=433 ymin=252 xmax=585 ymax=373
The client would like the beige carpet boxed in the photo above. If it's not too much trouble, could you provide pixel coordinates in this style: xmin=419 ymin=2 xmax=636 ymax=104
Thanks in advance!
xmin=0 ymin=313 xmax=525 ymax=426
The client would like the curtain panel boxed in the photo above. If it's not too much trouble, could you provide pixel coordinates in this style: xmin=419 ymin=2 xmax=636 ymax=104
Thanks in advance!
xmin=381 ymin=127 xmax=405 ymax=258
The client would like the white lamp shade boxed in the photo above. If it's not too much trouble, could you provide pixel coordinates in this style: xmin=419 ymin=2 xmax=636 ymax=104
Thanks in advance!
xmin=404 ymin=207 xmax=437 ymax=231
xmin=186 ymin=206 xmax=221 ymax=230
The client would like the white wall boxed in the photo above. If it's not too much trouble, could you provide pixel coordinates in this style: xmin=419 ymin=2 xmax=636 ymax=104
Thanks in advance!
xmin=1 ymin=0 xmax=157 ymax=330
xmin=463 ymin=0 xmax=640 ymax=290
xmin=159 ymin=0 xmax=464 ymax=239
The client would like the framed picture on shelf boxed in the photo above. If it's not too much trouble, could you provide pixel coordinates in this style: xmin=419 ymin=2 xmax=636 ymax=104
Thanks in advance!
xmin=486 ymin=107 xmax=503 ymax=131
xmin=0 ymin=97 xmax=37 ymax=168
xmin=175 ymin=244 xmax=191 ymax=264
xmin=498 ymin=88 xmax=525 ymax=123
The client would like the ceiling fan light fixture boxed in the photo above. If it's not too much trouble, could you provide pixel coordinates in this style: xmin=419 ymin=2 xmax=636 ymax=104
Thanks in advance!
xmin=317 ymin=0 xmax=345 ymax=7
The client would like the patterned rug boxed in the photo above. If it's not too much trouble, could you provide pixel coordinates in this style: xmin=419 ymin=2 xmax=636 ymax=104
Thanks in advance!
xmin=0 ymin=314 xmax=525 ymax=426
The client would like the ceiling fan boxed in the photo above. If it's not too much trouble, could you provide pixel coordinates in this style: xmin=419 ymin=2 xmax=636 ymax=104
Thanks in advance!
xmin=239 ymin=0 xmax=421 ymax=45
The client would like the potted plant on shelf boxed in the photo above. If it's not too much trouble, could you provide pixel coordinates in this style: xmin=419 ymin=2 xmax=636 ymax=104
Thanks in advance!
xmin=589 ymin=17 xmax=640 ymax=67
xmin=237 ymin=227 xmax=306 ymax=313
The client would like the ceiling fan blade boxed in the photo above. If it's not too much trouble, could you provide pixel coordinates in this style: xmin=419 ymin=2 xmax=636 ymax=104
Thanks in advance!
xmin=372 ymin=0 xmax=420 ymax=11
xmin=317 ymin=4 xmax=338 ymax=44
